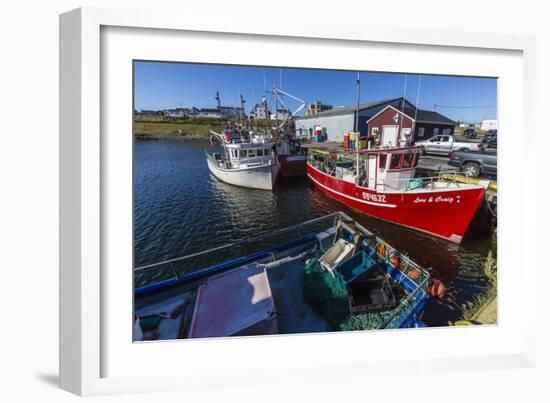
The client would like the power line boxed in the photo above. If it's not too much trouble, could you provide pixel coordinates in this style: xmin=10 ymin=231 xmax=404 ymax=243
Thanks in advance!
xmin=433 ymin=104 xmax=496 ymax=109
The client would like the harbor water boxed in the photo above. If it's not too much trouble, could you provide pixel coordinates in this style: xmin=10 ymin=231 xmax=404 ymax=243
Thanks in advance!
xmin=135 ymin=140 xmax=497 ymax=326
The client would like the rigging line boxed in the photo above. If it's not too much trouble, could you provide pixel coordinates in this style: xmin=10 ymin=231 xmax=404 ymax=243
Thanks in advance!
xmin=413 ymin=75 xmax=422 ymax=132
xmin=434 ymin=105 xmax=496 ymax=109
xmin=362 ymin=74 xmax=394 ymax=87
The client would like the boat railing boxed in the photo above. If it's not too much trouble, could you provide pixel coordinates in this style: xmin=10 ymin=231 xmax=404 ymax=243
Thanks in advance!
xmin=134 ymin=212 xmax=346 ymax=288
xmin=360 ymin=171 xmax=477 ymax=192
xmin=339 ymin=216 xmax=431 ymax=328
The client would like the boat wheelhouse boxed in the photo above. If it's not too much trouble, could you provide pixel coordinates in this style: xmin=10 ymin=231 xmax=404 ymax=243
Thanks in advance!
xmin=307 ymin=146 xmax=486 ymax=243
xmin=207 ymin=131 xmax=280 ymax=190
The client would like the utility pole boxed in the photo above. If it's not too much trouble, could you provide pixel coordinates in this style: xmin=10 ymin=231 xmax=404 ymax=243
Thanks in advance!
xmin=240 ymin=94 xmax=246 ymax=126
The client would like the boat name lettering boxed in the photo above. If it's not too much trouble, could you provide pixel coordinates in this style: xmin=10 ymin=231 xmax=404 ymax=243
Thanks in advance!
xmin=413 ymin=196 xmax=455 ymax=204
xmin=362 ymin=193 xmax=386 ymax=203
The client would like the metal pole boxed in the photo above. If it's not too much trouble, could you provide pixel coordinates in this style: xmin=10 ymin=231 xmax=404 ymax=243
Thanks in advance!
xmin=355 ymin=72 xmax=360 ymax=133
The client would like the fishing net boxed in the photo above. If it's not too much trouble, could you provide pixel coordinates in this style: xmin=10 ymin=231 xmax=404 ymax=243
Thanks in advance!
xmin=303 ymin=252 xmax=351 ymax=330
xmin=339 ymin=311 xmax=393 ymax=331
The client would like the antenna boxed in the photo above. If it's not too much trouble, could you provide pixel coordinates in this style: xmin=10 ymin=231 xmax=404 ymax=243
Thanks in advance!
xmin=215 ymin=91 xmax=221 ymax=109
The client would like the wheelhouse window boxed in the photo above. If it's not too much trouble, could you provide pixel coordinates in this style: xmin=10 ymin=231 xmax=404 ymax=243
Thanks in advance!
xmin=402 ymin=153 xmax=414 ymax=168
xmin=412 ymin=153 xmax=419 ymax=167
xmin=389 ymin=154 xmax=402 ymax=170
xmin=257 ymin=149 xmax=264 ymax=156
xmin=248 ymin=149 xmax=256 ymax=157
xmin=239 ymin=150 xmax=247 ymax=158
xmin=378 ymin=154 xmax=387 ymax=170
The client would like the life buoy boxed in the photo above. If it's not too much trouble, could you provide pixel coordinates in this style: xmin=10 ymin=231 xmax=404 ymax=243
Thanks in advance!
xmin=392 ymin=253 xmax=400 ymax=270
xmin=376 ymin=243 xmax=386 ymax=259
xmin=428 ymin=279 xmax=446 ymax=298
xmin=408 ymin=268 xmax=421 ymax=280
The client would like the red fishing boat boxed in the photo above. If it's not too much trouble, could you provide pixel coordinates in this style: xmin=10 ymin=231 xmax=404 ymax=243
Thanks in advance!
xmin=307 ymin=146 xmax=486 ymax=243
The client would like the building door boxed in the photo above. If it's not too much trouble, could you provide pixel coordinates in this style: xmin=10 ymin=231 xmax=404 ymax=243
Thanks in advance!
xmin=382 ymin=125 xmax=398 ymax=147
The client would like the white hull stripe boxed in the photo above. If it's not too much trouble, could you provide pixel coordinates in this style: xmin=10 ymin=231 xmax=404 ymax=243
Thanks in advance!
xmin=308 ymin=174 xmax=396 ymax=208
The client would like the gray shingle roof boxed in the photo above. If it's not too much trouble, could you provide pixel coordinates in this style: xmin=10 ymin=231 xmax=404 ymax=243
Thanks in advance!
xmin=402 ymin=107 xmax=456 ymax=125
xmin=296 ymin=98 xmax=403 ymax=119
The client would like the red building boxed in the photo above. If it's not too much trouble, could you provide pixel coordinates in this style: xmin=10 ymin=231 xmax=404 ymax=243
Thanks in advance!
xmin=367 ymin=105 xmax=456 ymax=145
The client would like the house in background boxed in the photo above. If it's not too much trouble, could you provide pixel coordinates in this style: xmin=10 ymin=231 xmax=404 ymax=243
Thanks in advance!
xmin=165 ymin=108 xmax=190 ymax=117
xmin=306 ymin=101 xmax=333 ymax=116
xmin=219 ymin=106 xmax=245 ymax=119
xmin=295 ymin=98 xmax=417 ymax=142
xmin=271 ymin=109 xmax=290 ymax=121
xmin=250 ymin=102 xmax=271 ymax=120
xmin=198 ymin=108 xmax=222 ymax=119
xmin=481 ymin=119 xmax=498 ymax=131
xmin=367 ymin=104 xmax=456 ymax=146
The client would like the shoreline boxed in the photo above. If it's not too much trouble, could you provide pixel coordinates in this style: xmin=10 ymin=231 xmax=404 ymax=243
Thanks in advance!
xmin=134 ymin=132 xmax=211 ymax=141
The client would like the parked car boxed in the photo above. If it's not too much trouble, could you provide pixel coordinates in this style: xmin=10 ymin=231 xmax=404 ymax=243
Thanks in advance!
xmin=448 ymin=149 xmax=497 ymax=178
xmin=416 ymin=135 xmax=482 ymax=156
xmin=463 ymin=128 xmax=477 ymax=138
xmin=482 ymin=131 xmax=498 ymax=149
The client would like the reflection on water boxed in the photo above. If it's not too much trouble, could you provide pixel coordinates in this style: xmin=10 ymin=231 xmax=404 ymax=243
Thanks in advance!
xmin=134 ymin=140 xmax=496 ymax=326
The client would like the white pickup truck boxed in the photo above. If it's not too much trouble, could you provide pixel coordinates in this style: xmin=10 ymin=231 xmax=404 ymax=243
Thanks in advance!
xmin=416 ymin=134 xmax=482 ymax=156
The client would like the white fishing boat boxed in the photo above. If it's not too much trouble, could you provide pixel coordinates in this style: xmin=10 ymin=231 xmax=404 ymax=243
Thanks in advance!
xmin=206 ymin=130 xmax=280 ymax=190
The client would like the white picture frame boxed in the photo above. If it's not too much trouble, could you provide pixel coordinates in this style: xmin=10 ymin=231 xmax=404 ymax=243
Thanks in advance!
xmin=60 ymin=6 xmax=537 ymax=396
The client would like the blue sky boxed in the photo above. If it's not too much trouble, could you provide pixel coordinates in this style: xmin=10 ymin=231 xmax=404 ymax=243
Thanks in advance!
xmin=134 ymin=61 xmax=497 ymax=123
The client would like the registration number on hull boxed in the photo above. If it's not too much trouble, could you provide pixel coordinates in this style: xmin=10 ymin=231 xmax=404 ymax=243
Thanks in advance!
xmin=362 ymin=192 xmax=386 ymax=203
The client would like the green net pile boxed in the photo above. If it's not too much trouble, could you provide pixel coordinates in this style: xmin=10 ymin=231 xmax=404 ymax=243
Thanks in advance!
xmin=303 ymin=253 xmax=351 ymax=330
xmin=339 ymin=311 xmax=394 ymax=331
xmin=303 ymin=250 xmax=404 ymax=331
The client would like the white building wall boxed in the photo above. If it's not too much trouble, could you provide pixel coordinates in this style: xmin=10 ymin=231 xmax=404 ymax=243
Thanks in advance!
xmin=295 ymin=113 xmax=355 ymax=142
xmin=481 ymin=119 xmax=498 ymax=131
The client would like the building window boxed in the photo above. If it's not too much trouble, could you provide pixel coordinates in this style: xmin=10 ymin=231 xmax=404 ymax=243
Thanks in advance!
xmin=372 ymin=127 xmax=379 ymax=136
xmin=433 ymin=128 xmax=439 ymax=135
xmin=418 ymin=127 xmax=425 ymax=137
xmin=378 ymin=154 xmax=387 ymax=170
xmin=442 ymin=128 xmax=451 ymax=135
xmin=389 ymin=154 xmax=402 ymax=170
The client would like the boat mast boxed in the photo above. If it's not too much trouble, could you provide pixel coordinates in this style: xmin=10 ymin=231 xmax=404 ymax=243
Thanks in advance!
xmin=355 ymin=72 xmax=360 ymax=133
xmin=355 ymin=72 xmax=360 ymax=177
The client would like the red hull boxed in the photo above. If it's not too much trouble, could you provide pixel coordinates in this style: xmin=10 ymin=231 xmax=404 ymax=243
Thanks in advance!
xmin=279 ymin=155 xmax=307 ymax=177
xmin=307 ymin=163 xmax=485 ymax=243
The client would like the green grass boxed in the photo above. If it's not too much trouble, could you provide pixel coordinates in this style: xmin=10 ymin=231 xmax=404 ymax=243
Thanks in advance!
xmin=133 ymin=116 xmax=275 ymax=139
xmin=133 ymin=120 xmax=223 ymax=137
xmin=462 ymin=250 xmax=497 ymax=322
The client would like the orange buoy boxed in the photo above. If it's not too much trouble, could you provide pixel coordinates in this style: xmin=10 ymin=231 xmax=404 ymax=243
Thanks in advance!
xmin=392 ymin=253 xmax=401 ymax=270
xmin=428 ymin=279 xmax=446 ymax=298
xmin=376 ymin=243 xmax=386 ymax=259
xmin=408 ymin=268 xmax=421 ymax=280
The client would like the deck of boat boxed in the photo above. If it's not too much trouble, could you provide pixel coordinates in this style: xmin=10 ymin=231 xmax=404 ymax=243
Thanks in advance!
xmin=264 ymin=253 xmax=329 ymax=334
